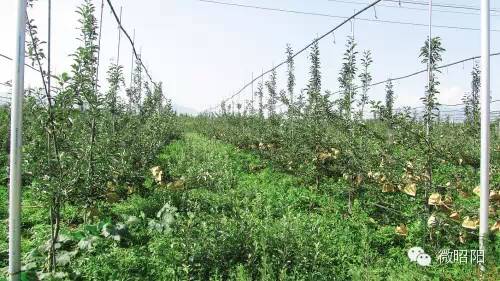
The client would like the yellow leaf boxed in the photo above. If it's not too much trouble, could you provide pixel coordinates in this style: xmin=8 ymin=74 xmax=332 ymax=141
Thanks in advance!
xmin=171 ymin=179 xmax=185 ymax=190
xmin=126 ymin=186 xmax=135 ymax=195
xmin=150 ymin=166 xmax=161 ymax=175
xmin=422 ymin=172 xmax=431 ymax=181
xmin=458 ymin=189 xmax=470 ymax=198
xmin=459 ymin=232 xmax=466 ymax=244
xmin=318 ymin=152 xmax=332 ymax=162
xmin=442 ymin=195 xmax=453 ymax=206
xmin=473 ymin=186 xmax=480 ymax=196
xmin=406 ymin=161 xmax=414 ymax=170
xmin=355 ymin=174 xmax=363 ymax=186
xmin=491 ymin=221 xmax=500 ymax=232
xmin=428 ymin=193 xmax=442 ymax=206
xmin=427 ymin=214 xmax=438 ymax=227
xmin=461 ymin=216 xmax=479 ymax=230
xmin=382 ymin=183 xmax=395 ymax=193
xmin=106 ymin=181 xmax=116 ymax=192
xmin=490 ymin=190 xmax=500 ymax=201
xmin=380 ymin=175 xmax=386 ymax=183
xmin=449 ymin=212 xmax=460 ymax=221
xmin=395 ymin=224 xmax=408 ymax=236
xmin=150 ymin=166 xmax=164 ymax=184
xmin=403 ymin=183 xmax=417 ymax=196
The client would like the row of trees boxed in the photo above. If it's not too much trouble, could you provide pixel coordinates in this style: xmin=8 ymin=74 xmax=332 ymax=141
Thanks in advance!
xmin=2 ymin=0 xmax=179 ymax=272
xmin=220 ymin=38 xmax=481 ymax=129
xmin=197 ymin=34 xmax=496 ymax=255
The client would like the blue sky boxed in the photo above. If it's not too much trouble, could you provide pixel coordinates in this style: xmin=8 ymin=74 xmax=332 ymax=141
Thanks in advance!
xmin=0 ymin=0 xmax=499 ymax=115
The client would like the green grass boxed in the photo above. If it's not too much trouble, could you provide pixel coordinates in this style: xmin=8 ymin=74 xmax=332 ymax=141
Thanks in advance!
xmin=0 ymin=186 xmax=6 ymax=269
xmin=1 ymin=133 xmax=497 ymax=280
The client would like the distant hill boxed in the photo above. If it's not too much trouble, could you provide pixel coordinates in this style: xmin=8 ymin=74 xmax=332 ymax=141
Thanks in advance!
xmin=172 ymin=103 xmax=198 ymax=116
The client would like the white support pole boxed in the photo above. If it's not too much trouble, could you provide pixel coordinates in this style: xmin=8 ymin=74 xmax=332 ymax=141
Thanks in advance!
xmin=130 ymin=29 xmax=135 ymax=85
xmin=426 ymin=0 xmax=432 ymax=137
xmin=95 ymin=0 xmax=105 ymax=93
xmin=47 ymin=0 xmax=52 ymax=100
xmin=116 ymin=6 xmax=123 ymax=65
xmin=352 ymin=10 xmax=356 ymax=39
xmin=251 ymin=72 xmax=254 ymax=112
xmin=9 ymin=0 xmax=27 ymax=280
xmin=479 ymin=0 xmax=491 ymax=270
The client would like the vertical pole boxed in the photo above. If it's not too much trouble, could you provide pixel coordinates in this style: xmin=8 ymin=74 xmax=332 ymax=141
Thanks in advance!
xmin=95 ymin=0 xmax=104 ymax=93
xmin=116 ymin=6 xmax=123 ymax=65
xmin=352 ymin=9 xmax=356 ymax=39
xmin=9 ymin=0 xmax=27 ymax=280
xmin=139 ymin=47 xmax=142 ymax=70
xmin=251 ymin=72 xmax=254 ymax=113
xmin=130 ymin=29 xmax=135 ymax=86
xmin=479 ymin=0 xmax=491 ymax=271
xmin=424 ymin=0 xmax=433 ymax=214
xmin=262 ymin=69 xmax=264 ymax=117
xmin=426 ymin=0 xmax=432 ymax=137
xmin=47 ymin=0 xmax=52 ymax=101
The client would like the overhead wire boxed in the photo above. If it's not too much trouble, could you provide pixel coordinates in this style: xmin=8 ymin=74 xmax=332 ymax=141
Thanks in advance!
xmin=384 ymin=0 xmax=500 ymax=12
xmin=202 ymin=0 xmax=500 ymax=113
xmin=327 ymin=0 xmax=500 ymax=16
xmin=197 ymin=0 xmax=500 ymax=32
xmin=105 ymin=0 xmax=157 ymax=87
xmin=395 ymin=99 xmax=500 ymax=111
xmin=356 ymin=52 xmax=500 ymax=93
xmin=26 ymin=12 xmax=50 ymax=100
xmin=2 ymin=2 xmax=157 ymax=94
xmin=210 ymin=47 xmax=500 ymax=113
xmin=203 ymin=0 xmax=389 ymax=112
xmin=0 ymin=53 xmax=50 ymax=75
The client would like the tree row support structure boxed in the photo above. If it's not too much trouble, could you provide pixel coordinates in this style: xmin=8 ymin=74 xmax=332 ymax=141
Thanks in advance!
xmin=479 ymin=0 xmax=491 ymax=272
xmin=9 ymin=0 xmax=27 ymax=280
